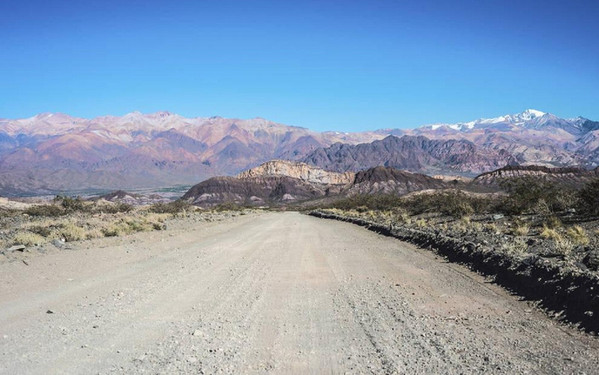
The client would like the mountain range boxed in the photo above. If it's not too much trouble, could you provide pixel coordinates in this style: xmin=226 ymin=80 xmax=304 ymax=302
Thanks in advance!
xmin=1 ymin=109 xmax=598 ymax=196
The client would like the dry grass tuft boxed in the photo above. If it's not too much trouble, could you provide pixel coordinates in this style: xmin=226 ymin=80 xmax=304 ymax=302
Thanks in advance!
xmin=54 ymin=222 xmax=87 ymax=242
xmin=501 ymin=237 xmax=528 ymax=256
xmin=414 ymin=218 xmax=427 ymax=228
xmin=512 ymin=221 xmax=530 ymax=236
xmin=566 ymin=225 xmax=589 ymax=246
xmin=11 ymin=231 xmax=46 ymax=246
xmin=540 ymin=225 xmax=561 ymax=241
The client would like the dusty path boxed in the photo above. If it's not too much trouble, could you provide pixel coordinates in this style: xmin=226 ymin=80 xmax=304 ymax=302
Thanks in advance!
xmin=0 ymin=212 xmax=597 ymax=374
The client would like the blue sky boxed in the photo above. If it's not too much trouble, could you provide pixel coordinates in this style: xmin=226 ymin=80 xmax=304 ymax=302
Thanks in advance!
xmin=1 ymin=0 xmax=598 ymax=131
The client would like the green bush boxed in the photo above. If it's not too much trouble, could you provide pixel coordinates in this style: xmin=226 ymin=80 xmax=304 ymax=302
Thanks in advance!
xmin=500 ymin=177 xmax=577 ymax=215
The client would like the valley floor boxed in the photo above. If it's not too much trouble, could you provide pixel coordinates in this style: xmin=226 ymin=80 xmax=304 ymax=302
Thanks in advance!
xmin=0 ymin=212 xmax=597 ymax=374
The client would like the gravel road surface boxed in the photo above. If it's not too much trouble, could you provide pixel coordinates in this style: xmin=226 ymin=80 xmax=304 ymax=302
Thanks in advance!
xmin=1 ymin=212 xmax=597 ymax=374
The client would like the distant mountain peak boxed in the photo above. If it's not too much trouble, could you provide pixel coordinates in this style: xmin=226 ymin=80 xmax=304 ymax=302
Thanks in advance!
xmin=521 ymin=109 xmax=546 ymax=118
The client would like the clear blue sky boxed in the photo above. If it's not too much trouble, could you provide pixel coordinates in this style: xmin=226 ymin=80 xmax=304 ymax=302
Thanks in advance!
xmin=1 ymin=0 xmax=598 ymax=131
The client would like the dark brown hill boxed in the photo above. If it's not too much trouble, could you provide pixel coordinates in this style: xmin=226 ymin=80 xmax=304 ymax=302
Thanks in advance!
xmin=348 ymin=166 xmax=449 ymax=195
xmin=181 ymin=175 xmax=335 ymax=206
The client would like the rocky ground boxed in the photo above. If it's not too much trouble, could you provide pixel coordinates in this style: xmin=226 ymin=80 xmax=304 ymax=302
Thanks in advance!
xmin=0 ymin=212 xmax=598 ymax=374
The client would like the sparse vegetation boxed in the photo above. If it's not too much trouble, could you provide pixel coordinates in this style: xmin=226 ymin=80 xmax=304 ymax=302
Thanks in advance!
xmin=566 ymin=225 xmax=589 ymax=246
xmin=55 ymin=222 xmax=87 ymax=242
xmin=24 ymin=204 xmax=65 ymax=217
xmin=11 ymin=231 xmax=45 ymax=246
xmin=149 ymin=200 xmax=191 ymax=214
xmin=500 ymin=177 xmax=577 ymax=215
xmin=0 ymin=198 xmax=227 ymax=251
xmin=327 ymin=191 xmax=497 ymax=218
xmin=512 ymin=219 xmax=530 ymax=236
xmin=578 ymin=178 xmax=599 ymax=216
xmin=314 ymin=177 xmax=599 ymax=269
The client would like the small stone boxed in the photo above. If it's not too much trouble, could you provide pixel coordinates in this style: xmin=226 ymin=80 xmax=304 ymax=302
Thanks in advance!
xmin=187 ymin=357 xmax=198 ymax=363
xmin=51 ymin=239 xmax=65 ymax=248
xmin=46 ymin=309 xmax=54 ymax=314
xmin=192 ymin=329 xmax=202 ymax=336
xmin=7 ymin=245 xmax=26 ymax=252
xmin=582 ymin=250 xmax=599 ymax=271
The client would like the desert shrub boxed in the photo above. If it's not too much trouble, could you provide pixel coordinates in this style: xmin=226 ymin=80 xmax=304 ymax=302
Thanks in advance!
xmin=553 ymin=237 xmax=574 ymax=257
xmin=390 ymin=207 xmax=411 ymax=223
xmin=578 ymin=178 xmax=599 ymax=216
xmin=24 ymin=204 xmax=65 ymax=217
xmin=328 ymin=194 xmax=403 ymax=211
xmin=149 ymin=200 xmax=191 ymax=214
xmin=327 ymin=191 xmax=497 ymax=218
xmin=54 ymin=195 xmax=88 ymax=212
xmin=501 ymin=237 xmax=528 ymax=256
xmin=85 ymin=228 xmax=104 ymax=240
xmin=544 ymin=215 xmax=562 ymax=229
xmin=441 ymin=193 xmax=475 ymax=218
xmin=214 ymin=202 xmax=244 ymax=212
xmin=414 ymin=218 xmax=427 ymax=228
xmin=28 ymin=225 xmax=52 ymax=237
xmin=101 ymin=216 xmax=162 ymax=237
xmin=96 ymin=202 xmax=133 ymax=214
xmin=512 ymin=220 xmax=530 ymax=236
xmin=55 ymin=222 xmax=87 ymax=242
xmin=125 ymin=218 xmax=154 ymax=232
xmin=405 ymin=191 xmax=483 ymax=218
xmin=101 ymin=223 xmax=122 ymax=237
xmin=0 ymin=208 xmax=18 ymax=218
xmin=11 ymin=231 xmax=45 ymax=246
xmin=540 ymin=225 xmax=573 ymax=256
xmin=485 ymin=222 xmax=500 ymax=235
xmin=500 ymin=177 xmax=577 ymax=215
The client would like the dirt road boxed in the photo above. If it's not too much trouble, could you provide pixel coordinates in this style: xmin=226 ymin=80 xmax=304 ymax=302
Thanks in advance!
xmin=1 ymin=212 xmax=597 ymax=374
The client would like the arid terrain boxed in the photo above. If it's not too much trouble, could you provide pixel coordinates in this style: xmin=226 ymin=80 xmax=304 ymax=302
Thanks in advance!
xmin=1 ymin=211 xmax=598 ymax=374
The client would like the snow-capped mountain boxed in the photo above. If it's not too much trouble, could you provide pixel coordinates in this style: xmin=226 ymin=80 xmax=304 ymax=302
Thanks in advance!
xmin=421 ymin=109 xmax=594 ymax=134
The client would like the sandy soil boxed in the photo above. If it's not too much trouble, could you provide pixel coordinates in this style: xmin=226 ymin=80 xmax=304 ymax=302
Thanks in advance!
xmin=0 ymin=212 xmax=597 ymax=374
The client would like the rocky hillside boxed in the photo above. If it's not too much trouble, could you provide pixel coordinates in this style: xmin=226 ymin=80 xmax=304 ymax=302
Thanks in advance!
xmin=237 ymin=160 xmax=354 ymax=185
xmin=472 ymin=165 xmax=599 ymax=188
xmin=183 ymin=161 xmax=451 ymax=206
xmin=183 ymin=160 xmax=354 ymax=206
xmin=347 ymin=166 xmax=449 ymax=195
xmin=303 ymin=135 xmax=515 ymax=176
